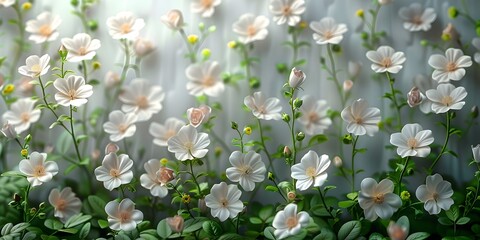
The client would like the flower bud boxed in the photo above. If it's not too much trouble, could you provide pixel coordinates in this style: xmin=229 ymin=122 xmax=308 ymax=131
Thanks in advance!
xmin=287 ymin=191 xmax=296 ymax=201
xmin=283 ymin=146 xmax=292 ymax=158
xmin=387 ymin=221 xmax=408 ymax=240
xmin=2 ymin=84 xmax=15 ymax=95
xmin=166 ymin=215 xmax=184 ymax=233
xmin=249 ymin=77 xmax=260 ymax=89
xmin=333 ymin=156 xmax=342 ymax=167
xmin=296 ymin=132 xmax=305 ymax=141
xmin=268 ymin=172 xmax=275 ymax=181
xmin=472 ymin=144 xmax=480 ymax=163
xmin=198 ymin=198 xmax=207 ymax=213
xmin=288 ymin=67 xmax=306 ymax=89
xmin=348 ymin=61 xmax=362 ymax=78
xmin=29 ymin=208 xmax=37 ymax=215
xmin=448 ymin=6 xmax=459 ymax=19
xmin=231 ymin=121 xmax=238 ymax=130
xmin=160 ymin=158 xmax=168 ymax=166
xmin=201 ymin=48 xmax=211 ymax=59
xmin=21 ymin=149 xmax=28 ymax=158
xmin=92 ymin=61 xmax=101 ymax=70
xmin=187 ymin=105 xmax=211 ymax=128
xmin=158 ymin=166 xmax=175 ymax=183
xmin=343 ymin=134 xmax=352 ymax=144
xmin=355 ymin=9 xmax=364 ymax=18
xmin=276 ymin=63 xmax=287 ymax=74
xmin=181 ymin=194 xmax=191 ymax=204
xmin=420 ymin=39 xmax=428 ymax=47
xmin=298 ymin=21 xmax=307 ymax=29
xmin=39 ymin=202 xmax=46 ymax=209
xmin=1 ymin=122 xmax=17 ymax=139
xmin=442 ymin=23 xmax=459 ymax=42
xmin=400 ymin=191 xmax=411 ymax=201
xmin=471 ymin=106 xmax=478 ymax=119
xmin=343 ymin=80 xmax=353 ymax=92
xmin=243 ymin=127 xmax=252 ymax=135
xmin=227 ymin=41 xmax=237 ymax=49
xmin=91 ymin=149 xmax=100 ymax=161
xmin=161 ymin=9 xmax=184 ymax=30
xmin=13 ymin=193 xmax=21 ymax=202
xmin=215 ymin=146 xmax=222 ymax=158
xmin=187 ymin=34 xmax=199 ymax=44
xmin=133 ymin=38 xmax=155 ymax=58
xmin=407 ymin=87 xmax=424 ymax=107
xmin=88 ymin=20 xmax=98 ymax=31
xmin=105 ymin=143 xmax=120 ymax=154
xmin=104 ymin=71 xmax=120 ymax=89
xmin=360 ymin=32 xmax=368 ymax=40
xmin=208 ymin=26 xmax=216 ymax=32
xmin=293 ymin=98 xmax=303 ymax=108
xmin=59 ymin=45 xmax=68 ymax=60
xmin=22 ymin=2 xmax=32 ymax=11
xmin=282 ymin=113 xmax=290 ymax=122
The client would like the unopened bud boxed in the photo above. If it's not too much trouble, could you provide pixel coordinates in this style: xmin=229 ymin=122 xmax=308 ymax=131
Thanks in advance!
xmin=249 ymin=77 xmax=260 ymax=89
xmin=400 ymin=191 xmax=411 ymax=201
xmin=388 ymin=221 xmax=408 ymax=240
xmin=268 ymin=172 xmax=275 ymax=181
xmin=13 ymin=193 xmax=21 ymax=202
xmin=29 ymin=208 xmax=36 ymax=215
xmin=348 ymin=61 xmax=362 ymax=78
xmin=160 ymin=158 xmax=169 ymax=166
xmin=187 ymin=34 xmax=199 ymax=44
xmin=296 ymin=132 xmax=305 ymax=141
xmin=2 ymin=84 xmax=15 ymax=95
xmin=231 ymin=121 xmax=238 ymax=130
xmin=104 ymin=71 xmax=120 ymax=89
xmin=343 ymin=80 xmax=353 ymax=92
xmin=181 ymin=194 xmax=191 ymax=204
xmin=92 ymin=61 xmax=101 ymax=70
xmin=276 ymin=63 xmax=287 ymax=74
xmin=471 ymin=106 xmax=479 ymax=119
xmin=293 ymin=98 xmax=303 ymax=109
xmin=1 ymin=122 xmax=17 ymax=139
xmin=288 ymin=67 xmax=306 ymax=89
xmin=283 ymin=146 xmax=292 ymax=158
xmin=21 ymin=149 xmax=28 ymax=158
xmin=22 ymin=2 xmax=32 ymax=10
xmin=343 ymin=134 xmax=352 ymax=144
xmin=166 ymin=215 xmax=184 ymax=233
xmin=448 ymin=6 xmax=459 ymax=19
xmin=407 ymin=87 xmax=424 ymax=107
xmin=39 ymin=202 xmax=46 ymax=209
xmin=282 ymin=113 xmax=290 ymax=122
xmin=355 ymin=9 xmax=364 ymax=18
xmin=88 ymin=20 xmax=98 ymax=31
xmin=198 ymin=198 xmax=207 ymax=213
xmin=333 ymin=156 xmax=343 ymax=167
xmin=442 ymin=23 xmax=459 ymax=42
xmin=105 ymin=143 xmax=119 ymax=154
xmin=243 ymin=127 xmax=252 ymax=135
xmin=227 ymin=41 xmax=237 ymax=49
xmin=287 ymin=191 xmax=296 ymax=201
xmin=134 ymin=38 xmax=155 ymax=58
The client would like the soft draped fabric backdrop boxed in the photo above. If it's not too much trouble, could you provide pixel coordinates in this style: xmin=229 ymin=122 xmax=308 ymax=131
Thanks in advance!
xmin=1 ymin=0 xmax=479 ymax=200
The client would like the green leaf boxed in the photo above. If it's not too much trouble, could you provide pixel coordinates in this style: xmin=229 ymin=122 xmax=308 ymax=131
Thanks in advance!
xmin=406 ymin=232 xmax=430 ymax=240
xmin=259 ymin=205 xmax=274 ymax=221
xmin=438 ymin=217 xmax=453 ymax=226
xmin=97 ymin=219 xmax=109 ymax=229
xmin=76 ymin=135 xmax=88 ymax=143
xmin=78 ymin=222 xmax=91 ymax=239
xmin=456 ymin=217 xmax=470 ymax=225
xmin=346 ymin=192 xmax=358 ymax=200
xmin=367 ymin=233 xmax=385 ymax=240
xmin=249 ymin=217 xmax=263 ymax=224
xmin=156 ymin=219 xmax=172 ymax=238
xmin=58 ymin=228 xmax=78 ymax=234
xmin=10 ymin=222 xmax=30 ymax=233
xmin=308 ymin=134 xmax=328 ymax=146
xmin=218 ymin=233 xmax=244 ymax=240
xmin=22 ymin=231 xmax=37 ymax=240
xmin=264 ymin=226 xmax=276 ymax=240
xmin=445 ymin=206 xmax=459 ymax=222
xmin=202 ymin=220 xmax=223 ymax=237
xmin=313 ymin=228 xmax=336 ymax=240
xmin=1 ymin=171 xmax=25 ymax=178
xmin=64 ymin=213 xmax=92 ymax=228
xmin=64 ymin=164 xmax=78 ymax=175
xmin=183 ymin=217 xmax=206 ymax=233
xmin=44 ymin=219 xmax=64 ymax=230
xmin=87 ymin=196 xmax=107 ymax=218
xmin=338 ymin=221 xmax=361 ymax=240
xmin=338 ymin=200 xmax=355 ymax=208
xmin=265 ymin=185 xmax=279 ymax=192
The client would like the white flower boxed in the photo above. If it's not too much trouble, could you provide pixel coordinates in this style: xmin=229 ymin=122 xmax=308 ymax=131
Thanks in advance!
xmin=94 ymin=153 xmax=134 ymax=191
xmin=269 ymin=0 xmax=305 ymax=26
xmin=103 ymin=110 xmax=137 ymax=142
xmin=167 ymin=125 xmax=210 ymax=161
xmin=187 ymin=105 xmax=211 ymax=128
xmin=48 ymin=187 xmax=82 ymax=223
xmin=226 ymin=151 xmax=266 ymax=191
xmin=133 ymin=37 xmax=155 ymax=58
xmin=2 ymin=98 xmax=41 ymax=134
xmin=390 ymin=123 xmax=434 ymax=158
xmin=472 ymin=144 xmax=480 ymax=163
xmin=61 ymin=33 xmax=101 ymax=62
xmin=185 ymin=61 xmax=225 ymax=97
xmin=191 ymin=0 xmax=221 ymax=18
xmin=149 ymin=117 xmax=185 ymax=147
xmin=425 ymin=83 xmax=467 ymax=114
xmin=204 ymin=182 xmax=244 ymax=222
xmin=398 ymin=3 xmax=436 ymax=32
xmin=104 ymin=71 xmax=120 ymax=89
xmin=472 ymin=38 xmax=480 ymax=64
xmin=272 ymin=203 xmax=310 ymax=240
xmin=54 ymin=75 xmax=93 ymax=107
xmin=18 ymin=54 xmax=50 ymax=78
xmin=25 ymin=12 xmax=61 ymax=44
xmin=358 ymin=178 xmax=402 ymax=221
xmin=378 ymin=0 xmax=392 ymax=5
xmin=119 ymin=78 xmax=165 ymax=122
xmin=291 ymin=151 xmax=330 ymax=191
xmin=415 ymin=174 xmax=454 ymax=215
xmin=288 ymin=67 xmax=306 ymax=89
xmin=309 ymin=17 xmax=347 ymax=45
xmin=140 ymin=159 xmax=175 ymax=198
xmin=106 ymin=12 xmax=145 ymax=40
xmin=366 ymin=46 xmax=406 ymax=74
xmin=244 ymin=92 xmax=282 ymax=120
xmin=19 ymin=152 xmax=58 ymax=187
xmin=413 ymin=74 xmax=437 ymax=114
xmin=161 ymin=9 xmax=184 ymax=30
xmin=232 ymin=13 xmax=270 ymax=44
xmin=298 ymin=96 xmax=332 ymax=135
xmin=1 ymin=122 xmax=17 ymax=139
xmin=105 ymin=198 xmax=143 ymax=231
xmin=0 ymin=0 xmax=14 ymax=7
xmin=428 ymin=48 xmax=472 ymax=83
xmin=341 ymin=99 xmax=381 ymax=136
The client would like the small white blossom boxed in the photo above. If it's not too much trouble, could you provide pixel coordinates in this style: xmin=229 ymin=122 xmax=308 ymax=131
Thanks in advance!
xmin=269 ymin=0 xmax=305 ymax=26
xmin=25 ymin=12 xmax=61 ymax=44
xmin=416 ymin=174 xmax=454 ymax=215
xmin=1 ymin=122 xmax=17 ymax=139
xmin=61 ymin=33 xmax=101 ymax=62
xmin=428 ymin=48 xmax=472 ymax=83
xmin=149 ymin=117 xmax=185 ymax=147
xmin=366 ymin=46 xmax=406 ymax=74
xmin=2 ymin=98 xmax=41 ymax=134
xmin=48 ymin=187 xmax=82 ymax=223
xmin=288 ymin=67 xmax=305 ymax=89
xmin=119 ymin=78 xmax=165 ymax=122
xmin=291 ymin=151 xmax=330 ymax=191
xmin=133 ymin=37 xmax=155 ymax=58
xmin=19 ymin=152 xmax=58 ymax=187
xmin=191 ymin=0 xmax=221 ymax=18
xmin=425 ymin=83 xmax=467 ymax=114
xmin=472 ymin=144 xmax=480 ymax=163
xmin=140 ymin=159 xmax=175 ymax=198
xmin=167 ymin=125 xmax=210 ymax=161
xmin=298 ymin=96 xmax=332 ymax=135
xmin=54 ymin=75 xmax=93 ymax=107
xmin=341 ymin=99 xmax=381 ymax=136
xmin=358 ymin=178 xmax=402 ymax=221
xmin=205 ymin=182 xmax=244 ymax=222
xmin=161 ymin=9 xmax=184 ymax=30
xmin=94 ymin=153 xmax=134 ymax=191
xmin=106 ymin=12 xmax=145 ymax=40
xmin=185 ymin=61 xmax=225 ymax=97
xmin=18 ymin=54 xmax=50 ymax=78
xmin=232 ymin=13 xmax=270 ymax=44
xmin=310 ymin=17 xmax=347 ymax=45
xmin=226 ymin=151 xmax=266 ymax=191
xmin=0 ymin=0 xmax=15 ymax=7
xmin=105 ymin=198 xmax=143 ymax=231
xmin=398 ymin=3 xmax=436 ymax=32
xmin=272 ymin=203 xmax=310 ymax=240
xmin=390 ymin=123 xmax=434 ymax=158
xmin=244 ymin=92 xmax=282 ymax=120
xmin=103 ymin=110 xmax=137 ymax=142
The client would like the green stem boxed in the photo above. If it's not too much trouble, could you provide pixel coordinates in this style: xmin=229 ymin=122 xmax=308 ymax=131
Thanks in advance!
xmin=209 ymin=129 xmax=232 ymax=154
xmin=38 ymin=76 xmax=71 ymax=134
xmin=326 ymin=44 xmax=345 ymax=107
xmin=317 ymin=187 xmax=335 ymax=219
xmin=369 ymin=4 xmax=381 ymax=49
xmin=81 ymin=61 xmax=89 ymax=153
xmin=289 ymin=89 xmax=298 ymax=166
xmin=179 ymin=29 xmax=197 ymax=63
xmin=69 ymin=106 xmax=82 ymax=163
xmin=351 ymin=134 xmax=359 ymax=193
xmin=9 ymin=2 xmax=26 ymax=83
xmin=428 ymin=113 xmax=451 ymax=173
xmin=257 ymin=119 xmax=276 ymax=173
xmin=23 ymin=184 xmax=31 ymax=222
xmin=240 ymin=44 xmax=253 ymax=93
xmin=397 ymin=156 xmax=410 ymax=195
xmin=189 ymin=160 xmax=203 ymax=198
xmin=134 ymin=58 xmax=141 ymax=77
xmin=234 ymin=128 xmax=244 ymax=152
xmin=386 ymin=72 xmax=402 ymax=128
xmin=290 ymin=28 xmax=298 ymax=69
xmin=270 ymin=177 xmax=288 ymax=202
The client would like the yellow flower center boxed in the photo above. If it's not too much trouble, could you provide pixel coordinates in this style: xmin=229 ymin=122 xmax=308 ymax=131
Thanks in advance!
xmin=20 ymin=112 xmax=30 ymax=123
xmin=441 ymin=96 xmax=453 ymax=106
xmin=30 ymin=64 xmax=42 ymax=73
xmin=354 ymin=117 xmax=363 ymax=124
xmin=118 ymin=124 xmax=128 ymax=134
xmin=120 ymin=23 xmax=132 ymax=34
xmin=136 ymin=96 xmax=149 ymax=109
xmin=374 ymin=193 xmax=385 ymax=204
xmin=305 ymin=166 xmax=316 ymax=177
xmin=446 ymin=62 xmax=457 ymax=72
xmin=407 ymin=138 xmax=417 ymax=149
xmin=381 ymin=57 xmax=392 ymax=68
xmin=33 ymin=165 xmax=46 ymax=178
xmin=201 ymin=0 xmax=213 ymax=8
xmin=39 ymin=24 xmax=52 ymax=37
xmin=203 ymin=76 xmax=215 ymax=87
xmin=110 ymin=169 xmax=120 ymax=178
xmin=286 ymin=216 xmax=298 ymax=229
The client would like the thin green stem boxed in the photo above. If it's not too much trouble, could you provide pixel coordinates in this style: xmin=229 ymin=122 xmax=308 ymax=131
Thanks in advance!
xmin=290 ymin=28 xmax=298 ymax=69
xmin=209 ymin=129 xmax=232 ymax=154
xmin=317 ymin=187 xmax=335 ymax=219
xmin=257 ymin=119 xmax=276 ymax=173
xmin=69 ymin=106 xmax=82 ymax=163
xmin=271 ymin=177 xmax=288 ymax=202
xmin=326 ymin=44 xmax=345 ymax=107
xmin=351 ymin=134 xmax=359 ymax=193
xmin=386 ymin=72 xmax=402 ymax=128
xmin=397 ymin=156 xmax=410 ymax=195
xmin=369 ymin=4 xmax=382 ymax=49
xmin=37 ymin=76 xmax=71 ymax=134
xmin=81 ymin=61 xmax=89 ymax=153
xmin=240 ymin=44 xmax=253 ymax=93
xmin=189 ymin=160 xmax=203 ymax=198
xmin=179 ymin=29 xmax=197 ymax=63
xmin=234 ymin=128 xmax=244 ymax=152
xmin=23 ymin=184 xmax=31 ymax=222
xmin=428 ymin=113 xmax=451 ymax=173
xmin=289 ymin=89 xmax=297 ymax=166
xmin=134 ymin=58 xmax=141 ymax=77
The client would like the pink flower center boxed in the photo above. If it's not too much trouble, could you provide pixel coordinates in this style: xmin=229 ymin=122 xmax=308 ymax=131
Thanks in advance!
xmin=374 ymin=193 xmax=385 ymax=204
xmin=305 ymin=166 xmax=316 ymax=177
xmin=33 ymin=165 xmax=46 ymax=177
xmin=220 ymin=198 xmax=228 ymax=207
xmin=202 ymin=76 xmax=215 ymax=87
xmin=441 ymin=96 xmax=453 ymax=106
xmin=446 ymin=62 xmax=457 ymax=72
xmin=282 ymin=6 xmax=292 ymax=15
xmin=412 ymin=16 xmax=423 ymax=25
xmin=247 ymin=25 xmax=257 ymax=37
xmin=308 ymin=112 xmax=319 ymax=123
xmin=354 ymin=117 xmax=363 ymax=124
xmin=120 ymin=23 xmax=132 ymax=34
xmin=136 ymin=96 xmax=149 ymax=109
xmin=286 ymin=216 xmax=298 ymax=229
xmin=118 ymin=124 xmax=129 ymax=134
xmin=407 ymin=138 xmax=417 ymax=149
xmin=157 ymin=167 xmax=174 ymax=184
xmin=381 ymin=58 xmax=392 ymax=68
xmin=67 ymin=89 xmax=78 ymax=100
xmin=110 ymin=169 xmax=120 ymax=178
xmin=323 ymin=30 xmax=334 ymax=40
xmin=78 ymin=46 xmax=87 ymax=56
xmin=56 ymin=199 xmax=67 ymax=211
xmin=20 ymin=112 xmax=30 ymax=123
xmin=119 ymin=211 xmax=131 ymax=223
xmin=39 ymin=24 xmax=53 ymax=37
xmin=201 ymin=0 xmax=213 ymax=8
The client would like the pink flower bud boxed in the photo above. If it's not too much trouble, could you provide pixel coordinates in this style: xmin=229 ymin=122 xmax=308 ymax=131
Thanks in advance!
xmin=407 ymin=87 xmax=424 ymax=107
xmin=387 ymin=221 xmax=408 ymax=240
xmin=166 ymin=215 xmax=184 ymax=233
xmin=104 ymin=143 xmax=120 ymax=155
xmin=333 ymin=156 xmax=342 ymax=167
xmin=1 ymin=122 xmax=17 ymax=139
xmin=288 ymin=67 xmax=306 ymax=88
xmin=133 ymin=38 xmax=155 ymax=58
xmin=198 ymin=198 xmax=207 ymax=213
xmin=157 ymin=166 xmax=175 ymax=184
xmin=161 ymin=10 xmax=184 ymax=30
xmin=187 ymin=105 xmax=211 ymax=128
xmin=442 ymin=23 xmax=459 ymax=41
xmin=104 ymin=71 xmax=120 ymax=89
xmin=343 ymin=80 xmax=353 ymax=92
